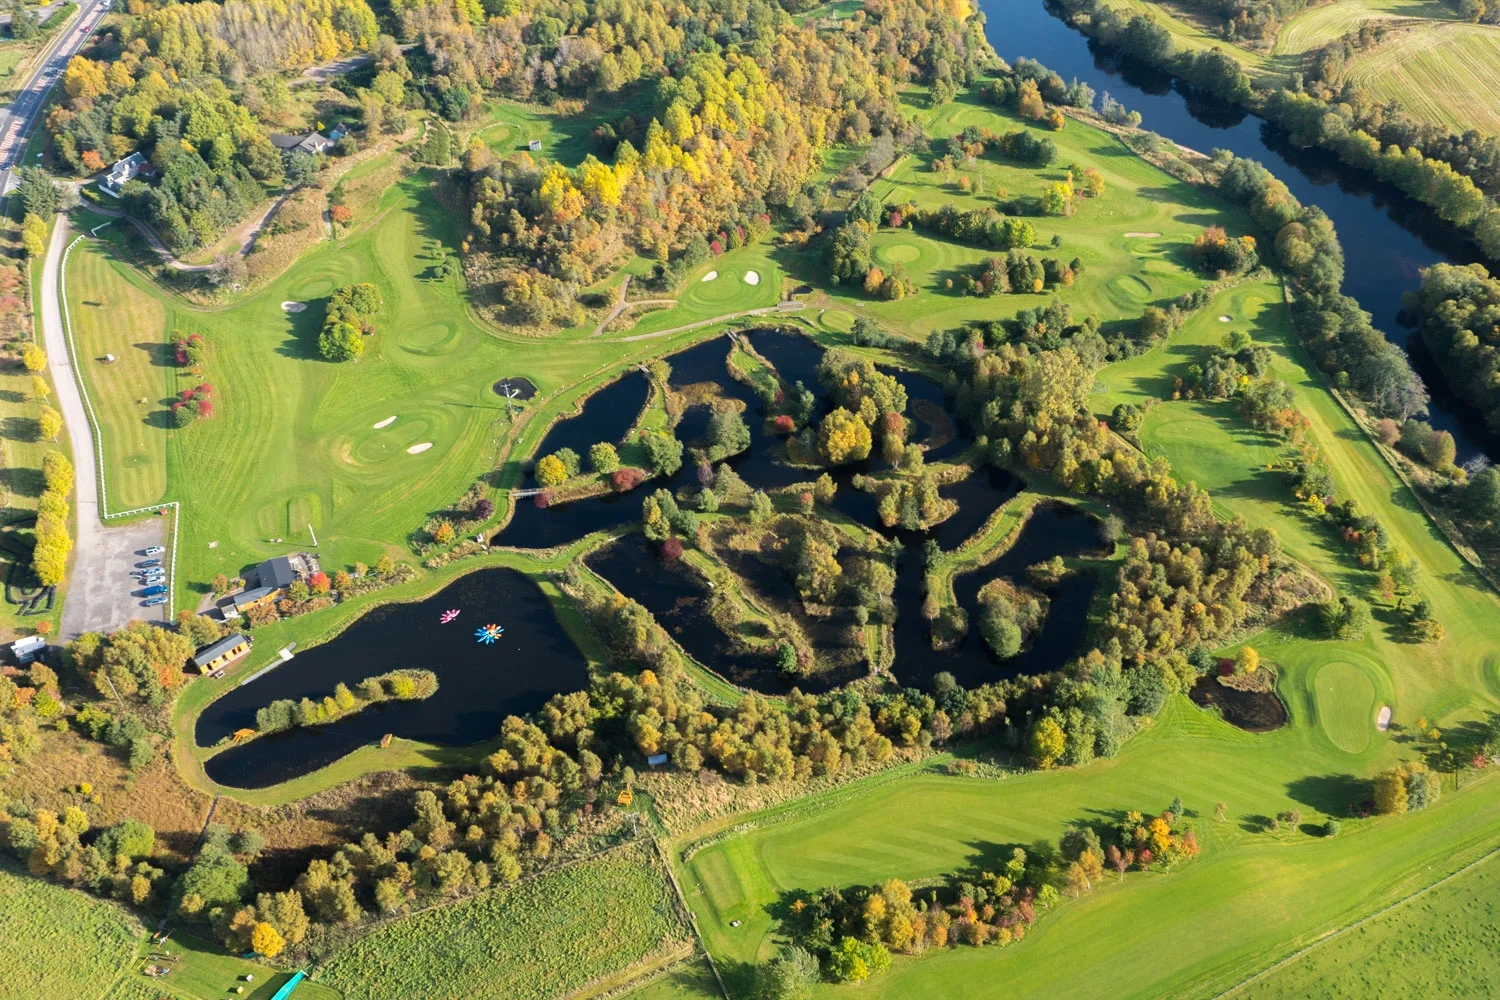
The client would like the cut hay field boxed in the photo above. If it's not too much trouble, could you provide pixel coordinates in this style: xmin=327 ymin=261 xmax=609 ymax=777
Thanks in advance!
xmin=0 ymin=861 xmax=139 ymax=999
xmin=1343 ymin=23 xmax=1500 ymax=136
xmin=801 ymin=94 xmax=1225 ymax=340
xmin=315 ymin=842 xmax=692 ymax=1000
xmin=1238 ymin=850 xmax=1500 ymax=998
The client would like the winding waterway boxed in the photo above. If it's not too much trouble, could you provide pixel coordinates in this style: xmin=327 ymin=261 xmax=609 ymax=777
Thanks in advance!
xmin=991 ymin=0 xmax=1499 ymax=462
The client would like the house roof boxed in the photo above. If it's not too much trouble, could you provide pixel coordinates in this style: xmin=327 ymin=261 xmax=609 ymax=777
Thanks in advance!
xmin=11 ymin=636 xmax=46 ymax=653
xmin=257 ymin=556 xmax=296 ymax=589
xmin=192 ymin=634 xmax=250 ymax=665
xmin=269 ymin=133 xmax=305 ymax=151
xmin=232 ymin=586 xmax=277 ymax=607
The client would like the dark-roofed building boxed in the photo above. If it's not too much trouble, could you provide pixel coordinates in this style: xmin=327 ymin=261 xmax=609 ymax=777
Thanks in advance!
xmin=269 ymin=131 xmax=335 ymax=156
xmin=191 ymin=634 xmax=251 ymax=674
xmin=231 ymin=586 xmax=278 ymax=613
xmin=257 ymin=556 xmax=296 ymax=591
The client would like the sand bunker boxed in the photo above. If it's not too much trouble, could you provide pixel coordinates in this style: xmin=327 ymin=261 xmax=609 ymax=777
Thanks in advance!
xmin=1219 ymin=315 xmax=1233 ymax=322
xmin=700 ymin=270 xmax=718 ymax=282
xmin=281 ymin=301 xmax=308 ymax=313
xmin=407 ymin=442 xmax=433 ymax=454
xmin=744 ymin=270 xmax=761 ymax=285
xmin=1123 ymin=232 xmax=1161 ymax=238
xmin=373 ymin=416 xmax=397 ymax=429
xmin=1376 ymin=705 xmax=1392 ymax=731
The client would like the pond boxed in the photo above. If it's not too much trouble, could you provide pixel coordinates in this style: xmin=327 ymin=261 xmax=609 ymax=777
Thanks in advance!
xmin=992 ymin=0 xmax=1499 ymax=463
xmin=197 ymin=568 xmax=590 ymax=789
xmin=497 ymin=330 xmax=1107 ymax=693
xmin=892 ymin=503 xmax=1108 ymax=691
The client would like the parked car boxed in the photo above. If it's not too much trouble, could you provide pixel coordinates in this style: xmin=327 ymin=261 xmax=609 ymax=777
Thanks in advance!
xmin=142 ymin=596 xmax=167 ymax=607
xmin=143 ymin=546 xmax=164 ymax=556
xmin=140 ymin=574 xmax=165 ymax=584
xmin=137 ymin=559 xmax=161 ymax=568
xmin=140 ymin=585 xmax=167 ymax=596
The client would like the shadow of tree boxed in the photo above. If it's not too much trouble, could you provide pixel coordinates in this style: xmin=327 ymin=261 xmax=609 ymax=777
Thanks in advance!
xmin=1285 ymin=773 xmax=1370 ymax=816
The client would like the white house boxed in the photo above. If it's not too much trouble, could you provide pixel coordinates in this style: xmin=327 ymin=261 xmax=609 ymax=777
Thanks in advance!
xmin=98 ymin=152 xmax=150 ymax=197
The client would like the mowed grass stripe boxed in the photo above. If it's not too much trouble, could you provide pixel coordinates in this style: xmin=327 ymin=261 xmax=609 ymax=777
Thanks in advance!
xmin=66 ymin=237 xmax=169 ymax=508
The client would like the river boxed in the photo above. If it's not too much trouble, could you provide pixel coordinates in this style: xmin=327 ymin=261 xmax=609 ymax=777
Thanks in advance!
xmin=988 ymin=0 xmax=1498 ymax=462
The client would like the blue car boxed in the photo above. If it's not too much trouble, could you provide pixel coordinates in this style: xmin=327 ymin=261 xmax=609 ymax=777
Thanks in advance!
xmin=140 ymin=584 xmax=168 ymax=596
xmin=142 ymin=595 xmax=168 ymax=607
xmin=137 ymin=559 xmax=162 ymax=569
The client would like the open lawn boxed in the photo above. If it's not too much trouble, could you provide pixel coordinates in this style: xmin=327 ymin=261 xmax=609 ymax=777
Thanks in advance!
xmin=0 ymin=861 xmax=139 ymax=999
xmin=798 ymin=94 xmax=1223 ymax=341
xmin=315 ymin=841 xmax=692 ymax=1000
xmin=115 ymin=932 xmax=341 ymax=1000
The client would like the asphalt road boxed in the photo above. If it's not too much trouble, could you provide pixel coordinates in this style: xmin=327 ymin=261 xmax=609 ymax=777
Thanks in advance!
xmin=0 ymin=0 xmax=109 ymax=204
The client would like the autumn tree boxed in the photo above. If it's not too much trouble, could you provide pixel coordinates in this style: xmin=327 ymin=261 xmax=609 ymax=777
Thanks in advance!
xmin=818 ymin=407 xmax=872 ymax=464
xmin=1030 ymin=716 xmax=1066 ymax=768
xmin=251 ymin=921 xmax=284 ymax=958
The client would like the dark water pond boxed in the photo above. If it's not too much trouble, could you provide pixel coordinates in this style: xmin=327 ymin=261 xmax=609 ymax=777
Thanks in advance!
xmin=1188 ymin=675 xmax=1288 ymax=732
xmin=497 ymin=329 xmax=1105 ymax=692
xmin=492 ymin=376 xmax=537 ymax=400
xmin=990 ymin=0 xmax=1499 ymax=462
xmin=893 ymin=503 xmax=1107 ymax=690
xmin=198 ymin=568 xmax=589 ymax=788
xmin=524 ymin=371 xmax=650 ymax=487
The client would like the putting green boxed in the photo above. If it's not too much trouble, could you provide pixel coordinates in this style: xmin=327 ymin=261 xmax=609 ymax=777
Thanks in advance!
xmin=878 ymin=242 xmax=922 ymax=265
xmin=291 ymin=277 xmax=335 ymax=300
xmin=1313 ymin=661 xmax=1377 ymax=754
xmin=822 ymin=309 xmax=855 ymax=332
xmin=684 ymin=269 xmax=748 ymax=307
xmin=1106 ymin=273 xmax=1154 ymax=304
xmin=400 ymin=321 xmax=462 ymax=356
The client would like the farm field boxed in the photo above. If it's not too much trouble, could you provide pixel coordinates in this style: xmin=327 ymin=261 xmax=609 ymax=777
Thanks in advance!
xmin=112 ymin=932 xmax=341 ymax=1000
xmin=1239 ymin=851 xmax=1500 ymax=998
xmin=314 ymin=842 xmax=691 ymax=1000
xmin=0 ymin=861 xmax=139 ymax=999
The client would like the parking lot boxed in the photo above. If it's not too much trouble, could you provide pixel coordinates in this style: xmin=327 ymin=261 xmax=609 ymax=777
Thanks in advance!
xmin=59 ymin=515 xmax=169 ymax=639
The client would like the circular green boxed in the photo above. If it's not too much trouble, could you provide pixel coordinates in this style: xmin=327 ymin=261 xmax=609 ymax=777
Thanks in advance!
xmin=879 ymin=243 xmax=922 ymax=264
xmin=1107 ymin=274 xmax=1153 ymax=304
xmin=400 ymin=321 xmax=460 ymax=356
xmin=291 ymin=278 xmax=335 ymax=300
xmin=822 ymin=309 xmax=855 ymax=332
xmin=1313 ymin=661 xmax=1376 ymax=754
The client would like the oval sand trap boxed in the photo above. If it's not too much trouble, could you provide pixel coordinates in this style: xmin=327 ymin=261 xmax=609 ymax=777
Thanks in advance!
xmin=281 ymin=301 xmax=307 ymax=313
xmin=1123 ymin=232 xmax=1161 ymax=238
xmin=1219 ymin=315 xmax=1233 ymax=322
xmin=1377 ymin=705 xmax=1392 ymax=731
xmin=407 ymin=442 xmax=433 ymax=454
xmin=373 ymin=416 xmax=397 ymax=429
xmin=744 ymin=270 xmax=761 ymax=285
xmin=700 ymin=270 xmax=718 ymax=282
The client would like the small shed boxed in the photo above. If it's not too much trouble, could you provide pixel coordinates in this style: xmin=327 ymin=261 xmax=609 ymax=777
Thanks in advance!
xmin=528 ymin=139 xmax=543 ymax=152
xmin=646 ymin=753 xmax=669 ymax=767
xmin=190 ymin=633 xmax=251 ymax=673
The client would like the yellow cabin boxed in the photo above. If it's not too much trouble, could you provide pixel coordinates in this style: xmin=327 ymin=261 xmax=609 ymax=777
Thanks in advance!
xmin=190 ymin=634 xmax=251 ymax=674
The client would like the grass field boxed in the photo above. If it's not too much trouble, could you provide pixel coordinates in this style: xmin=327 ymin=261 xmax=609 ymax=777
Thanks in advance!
xmin=678 ymin=701 xmax=1500 ymax=1000
xmin=0 ymin=861 xmax=140 ymax=999
xmin=315 ymin=842 xmax=691 ymax=1000
xmin=1238 ymin=850 xmax=1500 ymax=998
xmin=113 ymin=932 xmax=340 ymax=1000
xmin=798 ymin=94 xmax=1225 ymax=341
